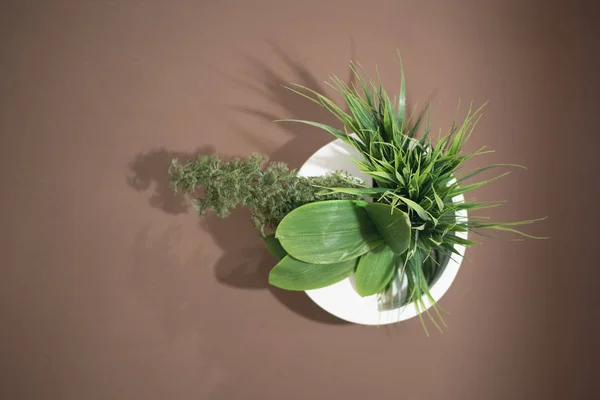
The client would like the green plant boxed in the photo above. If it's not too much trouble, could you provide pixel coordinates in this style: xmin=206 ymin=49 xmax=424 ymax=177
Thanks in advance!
xmin=170 ymin=55 xmax=547 ymax=334
xmin=169 ymin=153 xmax=361 ymax=236
xmin=266 ymin=55 xmax=546 ymax=333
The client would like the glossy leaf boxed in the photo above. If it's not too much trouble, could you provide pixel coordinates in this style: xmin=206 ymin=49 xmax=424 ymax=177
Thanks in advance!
xmin=268 ymin=255 xmax=358 ymax=291
xmin=364 ymin=203 xmax=411 ymax=255
xmin=275 ymin=200 xmax=383 ymax=264
xmin=354 ymin=245 xmax=397 ymax=297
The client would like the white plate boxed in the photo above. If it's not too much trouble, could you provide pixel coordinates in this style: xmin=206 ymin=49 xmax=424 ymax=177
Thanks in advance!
xmin=297 ymin=139 xmax=468 ymax=325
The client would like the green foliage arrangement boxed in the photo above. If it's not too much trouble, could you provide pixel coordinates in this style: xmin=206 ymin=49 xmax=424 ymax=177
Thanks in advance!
xmin=170 ymin=55 xmax=546 ymax=332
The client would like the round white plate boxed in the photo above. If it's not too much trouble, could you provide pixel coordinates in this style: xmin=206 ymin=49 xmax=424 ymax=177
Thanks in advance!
xmin=297 ymin=139 xmax=468 ymax=325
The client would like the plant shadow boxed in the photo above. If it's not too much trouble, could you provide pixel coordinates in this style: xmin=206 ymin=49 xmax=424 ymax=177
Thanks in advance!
xmin=202 ymin=207 xmax=348 ymax=325
xmin=126 ymin=42 xmax=362 ymax=325
xmin=227 ymin=40 xmax=356 ymax=170
xmin=127 ymin=146 xmax=216 ymax=215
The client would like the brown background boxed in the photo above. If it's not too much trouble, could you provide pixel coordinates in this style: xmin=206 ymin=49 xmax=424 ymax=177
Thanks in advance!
xmin=1 ymin=1 xmax=598 ymax=399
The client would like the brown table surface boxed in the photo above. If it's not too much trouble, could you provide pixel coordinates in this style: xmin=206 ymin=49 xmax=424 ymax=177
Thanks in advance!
xmin=1 ymin=1 xmax=598 ymax=399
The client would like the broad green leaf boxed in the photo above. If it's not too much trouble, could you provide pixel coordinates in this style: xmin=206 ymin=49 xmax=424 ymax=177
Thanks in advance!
xmin=275 ymin=200 xmax=383 ymax=264
xmin=268 ymin=255 xmax=358 ymax=291
xmin=263 ymin=234 xmax=287 ymax=260
xmin=364 ymin=203 xmax=411 ymax=254
xmin=354 ymin=245 xmax=397 ymax=297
